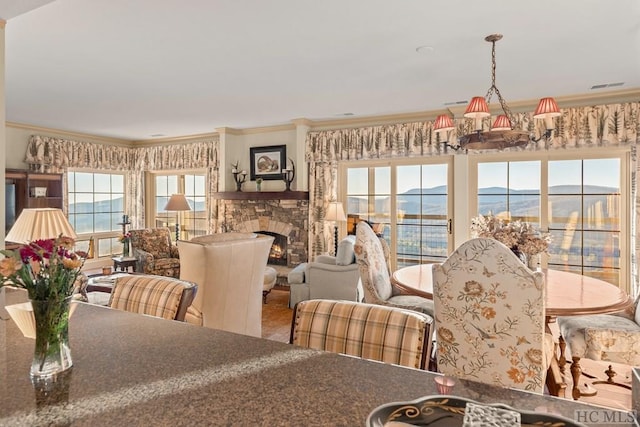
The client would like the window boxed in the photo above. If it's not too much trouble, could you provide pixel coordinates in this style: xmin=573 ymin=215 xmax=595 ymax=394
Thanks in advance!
xmin=154 ymin=173 xmax=207 ymax=241
xmin=344 ymin=159 xmax=452 ymax=269
xmin=67 ymin=171 xmax=125 ymax=257
xmin=475 ymin=155 xmax=625 ymax=286
xmin=548 ymin=159 xmax=621 ymax=284
xmin=396 ymin=164 xmax=449 ymax=266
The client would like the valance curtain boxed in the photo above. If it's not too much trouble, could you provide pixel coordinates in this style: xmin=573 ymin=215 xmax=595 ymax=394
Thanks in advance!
xmin=132 ymin=142 xmax=219 ymax=230
xmin=305 ymin=102 xmax=640 ymax=296
xmin=24 ymin=135 xmax=220 ymax=231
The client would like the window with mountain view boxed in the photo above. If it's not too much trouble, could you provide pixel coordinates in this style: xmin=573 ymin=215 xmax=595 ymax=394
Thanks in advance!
xmin=476 ymin=157 xmax=623 ymax=285
xmin=344 ymin=161 xmax=452 ymax=269
xmin=67 ymin=171 xmax=125 ymax=257
xmin=154 ymin=173 xmax=207 ymax=240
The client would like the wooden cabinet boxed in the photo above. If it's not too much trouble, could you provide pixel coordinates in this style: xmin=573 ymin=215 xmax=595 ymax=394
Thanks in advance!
xmin=5 ymin=169 xmax=64 ymax=219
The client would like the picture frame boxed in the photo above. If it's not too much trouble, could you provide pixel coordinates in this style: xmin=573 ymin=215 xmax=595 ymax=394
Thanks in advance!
xmin=249 ymin=145 xmax=286 ymax=181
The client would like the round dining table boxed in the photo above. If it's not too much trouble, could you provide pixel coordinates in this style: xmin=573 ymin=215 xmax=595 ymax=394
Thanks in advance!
xmin=392 ymin=264 xmax=632 ymax=317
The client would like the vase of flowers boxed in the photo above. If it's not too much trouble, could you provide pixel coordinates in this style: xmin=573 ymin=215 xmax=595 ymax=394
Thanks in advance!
xmin=256 ymin=177 xmax=263 ymax=191
xmin=470 ymin=213 xmax=552 ymax=269
xmin=0 ymin=236 xmax=85 ymax=379
xmin=119 ymin=232 xmax=131 ymax=257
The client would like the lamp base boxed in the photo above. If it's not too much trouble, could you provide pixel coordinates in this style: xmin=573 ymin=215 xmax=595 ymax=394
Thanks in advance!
xmin=333 ymin=225 xmax=339 ymax=256
xmin=175 ymin=223 xmax=180 ymax=242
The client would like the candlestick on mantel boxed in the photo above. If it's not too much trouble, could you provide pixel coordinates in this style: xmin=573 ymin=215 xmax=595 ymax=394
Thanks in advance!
xmin=282 ymin=158 xmax=295 ymax=191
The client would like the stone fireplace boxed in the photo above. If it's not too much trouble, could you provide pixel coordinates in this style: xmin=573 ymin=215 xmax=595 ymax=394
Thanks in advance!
xmin=214 ymin=191 xmax=309 ymax=268
xmin=256 ymin=231 xmax=288 ymax=265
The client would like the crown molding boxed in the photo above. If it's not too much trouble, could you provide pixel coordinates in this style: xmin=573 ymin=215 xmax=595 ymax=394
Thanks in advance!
xmin=6 ymin=121 xmax=132 ymax=146
xmin=302 ymin=88 xmax=640 ymax=130
xmin=448 ymin=88 xmax=640 ymax=117
xmin=217 ymin=123 xmax=295 ymax=136
xmin=133 ymin=131 xmax=220 ymax=145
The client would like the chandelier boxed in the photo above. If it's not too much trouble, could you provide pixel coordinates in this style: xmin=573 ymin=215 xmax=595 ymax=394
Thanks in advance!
xmin=434 ymin=34 xmax=560 ymax=151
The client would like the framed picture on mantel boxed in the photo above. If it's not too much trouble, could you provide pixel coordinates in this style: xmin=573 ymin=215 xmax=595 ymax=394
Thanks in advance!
xmin=250 ymin=145 xmax=286 ymax=181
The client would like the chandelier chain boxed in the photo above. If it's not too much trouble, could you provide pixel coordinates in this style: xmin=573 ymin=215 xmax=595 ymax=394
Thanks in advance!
xmin=484 ymin=38 xmax=516 ymax=128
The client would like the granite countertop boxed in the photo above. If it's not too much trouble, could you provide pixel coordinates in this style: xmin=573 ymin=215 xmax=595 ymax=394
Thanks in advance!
xmin=0 ymin=302 xmax=636 ymax=426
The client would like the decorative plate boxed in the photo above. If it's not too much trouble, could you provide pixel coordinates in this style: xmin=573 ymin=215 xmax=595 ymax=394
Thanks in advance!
xmin=366 ymin=395 xmax=587 ymax=427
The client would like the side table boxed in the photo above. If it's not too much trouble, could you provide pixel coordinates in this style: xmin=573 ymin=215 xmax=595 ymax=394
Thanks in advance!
xmin=112 ymin=256 xmax=138 ymax=272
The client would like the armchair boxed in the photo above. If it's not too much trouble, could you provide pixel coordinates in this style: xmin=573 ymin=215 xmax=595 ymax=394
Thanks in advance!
xmin=130 ymin=228 xmax=180 ymax=278
xmin=177 ymin=233 xmax=273 ymax=337
xmin=287 ymin=235 xmax=361 ymax=308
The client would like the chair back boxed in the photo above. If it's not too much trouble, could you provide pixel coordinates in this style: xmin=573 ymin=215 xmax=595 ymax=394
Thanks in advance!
xmin=354 ymin=221 xmax=393 ymax=304
xmin=291 ymin=299 xmax=433 ymax=370
xmin=432 ymin=238 xmax=546 ymax=393
xmin=178 ymin=234 xmax=273 ymax=337
xmin=109 ymin=275 xmax=197 ymax=321
xmin=130 ymin=228 xmax=173 ymax=258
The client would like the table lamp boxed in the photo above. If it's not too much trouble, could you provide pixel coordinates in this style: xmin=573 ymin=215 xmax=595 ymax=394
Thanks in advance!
xmin=163 ymin=194 xmax=192 ymax=241
xmin=325 ymin=201 xmax=346 ymax=256
xmin=5 ymin=208 xmax=77 ymax=244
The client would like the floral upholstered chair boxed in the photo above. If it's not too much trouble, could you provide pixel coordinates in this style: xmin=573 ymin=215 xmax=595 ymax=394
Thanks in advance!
xmin=130 ymin=228 xmax=181 ymax=278
xmin=557 ymin=295 xmax=640 ymax=366
xmin=432 ymin=238 xmax=558 ymax=395
xmin=354 ymin=221 xmax=433 ymax=316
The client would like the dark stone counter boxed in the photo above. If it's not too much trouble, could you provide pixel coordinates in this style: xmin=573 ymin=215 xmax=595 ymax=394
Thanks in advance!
xmin=0 ymin=303 xmax=636 ymax=426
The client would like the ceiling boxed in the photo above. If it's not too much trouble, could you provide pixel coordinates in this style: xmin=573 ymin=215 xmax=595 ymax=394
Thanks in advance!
xmin=2 ymin=0 xmax=640 ymax=141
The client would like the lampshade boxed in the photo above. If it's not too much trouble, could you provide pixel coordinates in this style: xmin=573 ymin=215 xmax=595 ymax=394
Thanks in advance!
xmin=463 ymin=96 xmax=490 ymax=119
xmin=163 ymin=194 xmax=191 ymax=211
xmin=325 ymin=202 xmax=346 ymax=222
xmin=5 ymin=208 xmax=77 ymax=244
xmin=491 ymin=115 xmax=512 ymax=131
xmin=433 ymin=114 xmax=455 ymax=133
xmin=533 ymin=97 xmax=561 ymax=119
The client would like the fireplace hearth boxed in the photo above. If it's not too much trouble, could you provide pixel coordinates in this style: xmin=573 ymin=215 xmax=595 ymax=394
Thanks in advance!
xmin=257 ymin=231 xmax=288 ymax=266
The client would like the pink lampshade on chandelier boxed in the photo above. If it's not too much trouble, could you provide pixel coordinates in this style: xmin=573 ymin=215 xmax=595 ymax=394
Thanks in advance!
xmin=433 ymin=34 xmax=559 ymax=150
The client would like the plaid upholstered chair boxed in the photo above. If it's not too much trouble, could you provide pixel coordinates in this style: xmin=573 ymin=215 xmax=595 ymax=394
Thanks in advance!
xmin=432 ymin=238 xmax=562 ymax=395
xmin=108 ymin=275 xmax=198 ymax=321
xmin=354 ymin=221 xmax=434 ymax=316
xmin=130 ymin=228 xmax=181 ymax=278
xmin=290 ymin=299 xmax=434 ymax=370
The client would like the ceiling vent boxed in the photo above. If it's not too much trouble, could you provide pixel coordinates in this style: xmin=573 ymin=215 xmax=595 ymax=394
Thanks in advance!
xmin=591 ymin=82 xmax=625 ymax=90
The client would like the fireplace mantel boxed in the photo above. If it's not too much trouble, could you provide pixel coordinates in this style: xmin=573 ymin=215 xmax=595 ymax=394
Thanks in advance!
xmin=212 ymin=191 xmax=309 ymax=201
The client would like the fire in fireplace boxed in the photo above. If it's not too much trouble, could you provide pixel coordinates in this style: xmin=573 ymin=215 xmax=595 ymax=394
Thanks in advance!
xmin=256 ymin=231 xmax=287 ymax=266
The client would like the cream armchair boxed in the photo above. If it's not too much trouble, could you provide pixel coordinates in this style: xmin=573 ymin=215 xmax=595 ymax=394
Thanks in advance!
xmin=178 ymin=233 xmax=273 ymax=337
xmin=287 ymin=235 xmax=361 ymax=308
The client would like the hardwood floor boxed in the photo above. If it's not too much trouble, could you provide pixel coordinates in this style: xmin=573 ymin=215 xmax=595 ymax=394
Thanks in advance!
xmin=261 ymin=287 xmax=293 ymax=343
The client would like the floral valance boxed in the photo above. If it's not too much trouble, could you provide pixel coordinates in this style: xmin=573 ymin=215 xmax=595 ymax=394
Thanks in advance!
xmin=25 ymin=135 xmax=136 ymax=172
xmin=133 ymin=141 xmax=220 ymax=171
xmin=306 ymin=102 xmax=640 ymax=163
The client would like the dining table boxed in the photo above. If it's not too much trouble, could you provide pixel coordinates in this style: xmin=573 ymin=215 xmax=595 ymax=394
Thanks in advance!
xmin=0 ymin=300 xmax=637 ymax=426
xmin=392 ymin=264 xmax=634 ymax=403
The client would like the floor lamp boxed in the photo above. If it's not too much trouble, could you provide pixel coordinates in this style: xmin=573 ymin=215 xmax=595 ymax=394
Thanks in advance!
xmin=163 ymin=194 xmax=192 ymax=241
xmin=325 ymin=201 xmax=346 ymax=256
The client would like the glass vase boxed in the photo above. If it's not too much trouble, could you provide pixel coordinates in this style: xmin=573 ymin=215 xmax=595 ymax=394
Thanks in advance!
xmin=123 ymin=241 xmax=130 ymax=257
xmin=30 ymin=297 xmax=73 ymax=379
